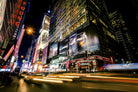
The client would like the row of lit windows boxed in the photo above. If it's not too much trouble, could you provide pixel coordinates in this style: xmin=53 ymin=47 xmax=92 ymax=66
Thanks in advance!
xmin=56 ymin=0 xmax=85 ymax=27
xmin=51 ymin=7 xmax=87 ymax=41
xmin=102 ymin=27 xmax=116 ymax=40
xmin=62 ymin=15 xmax=87 ymax=39
xmin=54 ymin=11 xmax=87 ymax=40
xmin=59 ymin=3 xmax=85 ymax=23
xmin=50 ymin=0 xmax=87 ymax=42
xmin=55 ymin=6 xmax=86 ymax=34
xmin=51 ymin=11 xmax=87 ymax=42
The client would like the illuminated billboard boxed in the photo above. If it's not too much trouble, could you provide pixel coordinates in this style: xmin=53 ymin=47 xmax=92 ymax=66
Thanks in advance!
xmin=77 ymin=32 xmax=87 ymax=53
xmin=49 ymin=42 xmax=58 ymax=58
xmin=59 ymin=39 xmax=68 ymax=56
xmin=85 ymin=26 xmax=100 ymax=52
xmin=42 ymin=47 xmax=48 ymax=64
xmin=69 ymin=33 xmax=77 ymax=55
xmin=3 ymin=45 xmax=14 ymax=61
xmin=77 ymin=26 xmax=100 ymax=53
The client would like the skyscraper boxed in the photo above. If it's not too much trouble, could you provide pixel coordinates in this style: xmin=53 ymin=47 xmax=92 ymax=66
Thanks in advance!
xmin=48 ymin=0 xmax=126 ymax=71
xmin=106 ymin=0 xmax=138 ymax=62
xmin=31 ymin=14 xmax=50 ymax=72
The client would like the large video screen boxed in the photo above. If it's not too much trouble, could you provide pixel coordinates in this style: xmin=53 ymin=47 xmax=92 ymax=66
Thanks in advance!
xmin=49 ymin=42 xmax=58 ymax=58
xmin=77 ymin=32 xmax=87 ymax=53
xmin=69 ymin=33 xmax=77 ymax=55
xmin=59 ymin=39 xmax=68 ymax=55
xmin=85 ymin=26 xmax=100 ymax=52
xmin=77 ymin=26 xmax=100 ymax=53
xmin=42 ymin=47 xmax=48 ymax=64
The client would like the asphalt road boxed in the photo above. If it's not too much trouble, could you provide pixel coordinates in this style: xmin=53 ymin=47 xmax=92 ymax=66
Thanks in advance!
xmin=0 ymin=76 xmax=138 ymax=92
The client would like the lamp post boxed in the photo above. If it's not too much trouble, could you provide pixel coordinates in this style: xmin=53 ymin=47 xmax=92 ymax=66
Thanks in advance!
xmin=26 ymin=27 xmax=34 ymax=35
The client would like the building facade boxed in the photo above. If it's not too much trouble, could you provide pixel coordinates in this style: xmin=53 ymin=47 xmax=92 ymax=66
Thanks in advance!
xmin=31 ymin=14 xmax=50 ymax=72
xmin=0 ymin=0 xmax=28 ymax=68
xmin=109 ymin=11 xmax=137 ymax=63
xmin=47 ymin=0 xmax=126 ymax=72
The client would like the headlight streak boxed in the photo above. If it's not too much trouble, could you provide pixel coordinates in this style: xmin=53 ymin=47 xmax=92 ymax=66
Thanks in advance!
xmin=33 ymin=78 xmax=63 ymax=83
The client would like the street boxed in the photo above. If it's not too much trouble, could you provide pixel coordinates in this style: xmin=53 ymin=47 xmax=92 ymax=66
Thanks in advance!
xmin=0 ymin=1 xmax=138 ymax=92
xmin=0 ymin=75 xmax=138 ymax=92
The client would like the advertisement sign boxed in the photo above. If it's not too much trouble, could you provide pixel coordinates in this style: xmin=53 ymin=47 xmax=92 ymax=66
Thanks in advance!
xmin=85 ymin=26 xmax=100 ymax=52
xmin=11 ymin=1 xmax=27 ymax=40
xmin=3 ymin=45 xmax=14 ymax=61
xmin=59 ymin=39 xmax=68 ymax=55
xmin=42 ymin=47 xmax=48 ymax=64
xmin=77 ymin=26 xmax=100 ymax=53
xmin=49 ymin=42 xmax=58 ymax=58
xmin=69 ymin=33 xmax=77 ymax=55
xmin=77 ymin=32 xmax=87 ymax=53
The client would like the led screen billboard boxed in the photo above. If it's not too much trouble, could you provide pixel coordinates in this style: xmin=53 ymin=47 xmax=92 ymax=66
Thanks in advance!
xmin=42 ymin=47 xmax=48 ymax=64
xmin=49 ymin=42 xmax=58 ymax=58
xmin=77 ymin=26 xmax=100 ymax=53
xmin=77 ymin=32 xmax=87 ymax=53
xmin=59 ymin=39 xmax=68 ymax=56
xmin=85 ymin=26 xmax=100 ymax=52
xmin=69 ymin=33 xmax=77 ymax=55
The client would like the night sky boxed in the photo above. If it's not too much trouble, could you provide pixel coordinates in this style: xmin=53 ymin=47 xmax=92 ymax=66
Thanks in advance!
xmin=18 ymin=0 xmax=138 ymax=66
xmin=18 ymin=0 xmax=51 ymax=66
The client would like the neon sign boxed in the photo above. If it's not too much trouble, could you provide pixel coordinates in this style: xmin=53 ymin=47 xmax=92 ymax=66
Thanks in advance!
xmin=15 ymin=1 xmax=26 ymax=27
xmin=9 ymin=0 xmax=27 ymax=40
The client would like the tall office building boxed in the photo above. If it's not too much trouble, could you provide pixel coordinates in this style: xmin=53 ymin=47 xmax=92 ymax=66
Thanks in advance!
xmin=109 ymin=11 xmax=134 ymax=62
xmin=48 ymin=0 xmax=126 ymax=71
xmin=106 ymin=0 xmax=138 ymax=62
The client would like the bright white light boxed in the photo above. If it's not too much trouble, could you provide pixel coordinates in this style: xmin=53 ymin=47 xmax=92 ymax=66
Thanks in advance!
xmin=59 ymin=76 xmax=80 ymax=78
xmin=24 ymin=64 xmax=28 ymax=68
xmin=0 ymin=69 xmax=11 ymax=72
xmin=43 ymin=77 xmax=72 ymax=82
xmin=48 ymin=10 xmax=50 ymax=13
xmin=33 ymin=78 xmax=63 ymax=83
xmin=11 ymin=56 xmax=15 ymax=63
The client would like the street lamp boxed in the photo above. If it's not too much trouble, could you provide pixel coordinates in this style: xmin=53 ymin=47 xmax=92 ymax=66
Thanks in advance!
xmin=26 ymin=27 xmax=34 ymax=35
xmin=21 ymin=55 xmax=24 ymax=59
